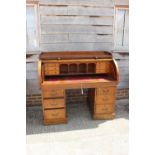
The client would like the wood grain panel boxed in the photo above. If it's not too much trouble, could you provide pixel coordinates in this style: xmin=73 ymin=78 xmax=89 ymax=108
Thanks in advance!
xmin=42 ymin=89 xmax=64 ymax=98
xmin=117 ymin=81 xmax=129 ymax=89
xmin=40 ymin=42 xmax=113 ymax=51
xmin=40 ymin=34 xmax=69 ymax=43
xmin=114 ymin=0 xmax=129 ymax=5
xmin=96 ymin=95 xmax=115 ymax=103
xmin=40 ymin=34 xmax=113 ymax=43
xmin=95 ymin=104 xmax=114 ymax=114
xmin=68 ymin=6 xmax=114 ymax=16
xmin=117 ymin=60 xmax=129 ymax=67
xmin=43 ymin=99 xmax=65 ymax=109
xmin=123 ymin=10 xmax=129 ymax=46
xmin=40 ymin=6 xmax=68 ymax=15
xmin=69 ymin=34 xmax=113 ymax=43
xmin=26 ymin=71 xmax=38 ymax=79
xmin=41 ymin=25 xmax=113 ymax=34
xmin=39 ymin=0 xmax=114 ymax=7
xmin=96 ymin=87 xmax=116 ymax=96
xmin=40 ymin=16 xmax=113 ymax=25
xmin=26 ymin=54 xmax=39 ymax=62
xmin=26 ymin=62 xmax=38 ymax=71
xmin=44 ymin=109 xmax=65 ymax=120
xmin=26 ymin=79 xmax=40 ymax=95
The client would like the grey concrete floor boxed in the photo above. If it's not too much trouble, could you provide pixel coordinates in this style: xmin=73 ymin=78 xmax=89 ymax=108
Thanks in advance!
xmin=26 ymin=99 xmax=129 ymax=155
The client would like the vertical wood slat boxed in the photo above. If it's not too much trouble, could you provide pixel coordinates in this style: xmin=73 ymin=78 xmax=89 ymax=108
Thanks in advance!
xmin=115 ymin=9 xmax=125 ymax=46
xmin=123 ymin=10 xmax=129 ymax=46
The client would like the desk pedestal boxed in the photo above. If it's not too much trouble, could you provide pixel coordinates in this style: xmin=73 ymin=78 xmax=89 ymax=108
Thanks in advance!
xmin=42 ymin=86 xmax=116 ymax=125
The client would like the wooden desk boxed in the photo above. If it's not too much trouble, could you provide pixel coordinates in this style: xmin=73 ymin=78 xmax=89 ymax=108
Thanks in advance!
xmin=38 ymin=51 xmax=119 ymax=125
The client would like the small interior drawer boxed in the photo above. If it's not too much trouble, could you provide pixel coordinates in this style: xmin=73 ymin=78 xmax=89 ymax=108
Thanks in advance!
xmin=96 ymin=61 xmax=111 ymax=73
xmin=44 ymin=109 xmax=65 ymax=120
xmin=45 ymin=68 xmax=59 ymax=75
xmin=43 ymin=98 xmax=65 ymax=109
xmin=42 ymin=89 xmax=64 ymax=98
xmin=44 ymin=63 xmax=59 ymax=75
xmin=45 ymin=63 xmax=58 ymax=67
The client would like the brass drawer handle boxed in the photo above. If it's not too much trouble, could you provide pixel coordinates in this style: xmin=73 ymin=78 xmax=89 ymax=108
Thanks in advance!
xmin=51 ymin=92 xmax=57 ymax=96
xmin=51 ymin=113 xmax=59 ymax=117
xmin=102 ymin=107 xmax=108 ymax=111
xmin=102 ymin=89 xmax=109 ymax=94
xmin=50 ymin=103 xmax=58 ymax=106
xmin=102 ymin=97 xmax=109 ymax=101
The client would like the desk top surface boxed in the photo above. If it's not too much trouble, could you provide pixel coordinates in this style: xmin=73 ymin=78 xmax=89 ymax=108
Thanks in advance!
xmin=44 ymin=75 xmax=115 ymax=84
xmin=39 ymin=51 xmax=112 ymax=60
xmin=42 ymin=74 xmax=117 ymax=89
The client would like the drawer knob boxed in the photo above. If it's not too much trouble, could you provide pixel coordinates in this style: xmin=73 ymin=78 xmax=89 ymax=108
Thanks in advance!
xmin=102 ymin=97 xmax=109 ymax=101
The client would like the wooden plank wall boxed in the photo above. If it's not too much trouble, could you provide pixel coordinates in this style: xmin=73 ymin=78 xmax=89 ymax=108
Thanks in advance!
xmin=26 ymin=0 xmax=129 ymax=95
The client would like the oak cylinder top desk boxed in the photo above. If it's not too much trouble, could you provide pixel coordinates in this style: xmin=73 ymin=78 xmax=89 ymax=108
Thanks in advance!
xmin=38 ymin=51 xmax=119 ymax=125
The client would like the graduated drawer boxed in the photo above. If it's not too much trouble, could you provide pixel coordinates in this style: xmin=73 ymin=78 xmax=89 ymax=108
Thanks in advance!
xmin=43 ymin=98 xmax=65 ymax=109
xmin=42 ymin=89 xmax=64 ymax=98
xmin=95 ymin=95 xmax=115 ymax=104
xmin=96 ymin=87 xmax=116 ymax=96
xmin=44 ymin=109 xmax=65 ymax=120
xmin=95 ymin=104 xmax=114 ymax=114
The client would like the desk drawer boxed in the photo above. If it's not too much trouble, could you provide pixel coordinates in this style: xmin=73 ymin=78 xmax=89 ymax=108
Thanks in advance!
xmin=96 ymin=87 xmax=116 ymax=96
xmin=42 ymin=89 xmax=64 ymax=98
xmin=45 ymin=63 xmax=59 ymax=75
xmin=96 ymin=95 xmax=115 ymax=104
xmin=44 ymin=109 xmax=65 ymax=120
xmin=45 ymin=69 xmax=59 ymax=75
xmin=43 ymin=99 xmax=65 ymax=109
xmin=45 ymin=63 xmax=59 ymax=67
xmin=95 ymin=104 xmax=114 ymax=114
xmin=96 ymin=62 xmax=111 ymax=73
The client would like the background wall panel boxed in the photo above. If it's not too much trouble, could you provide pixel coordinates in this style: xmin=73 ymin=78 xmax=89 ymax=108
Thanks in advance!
xmin=26 ymin=0 xmax=129 ymax=97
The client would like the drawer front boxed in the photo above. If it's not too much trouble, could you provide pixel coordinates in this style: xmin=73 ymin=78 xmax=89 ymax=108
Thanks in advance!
xmin=45 ymin=70 xmax=59 ymax=75
xmin=96 ymin=69 xmax=108 ymax=73
xmin=96 ymin=95 xmax=115 ymax=104
xmin=96 ymin=62 xmax=111 ymax=73
xmin=95 ymin=104 xmax=114 ymax=114
xmin=44 ymin=109 xmax=65 ymax=120
xmin=43 ymin=99 xmax=65 ymax=109
xmin=42 ymin=89 xmax=64 ymax=98
xmin=45 ymin=63 xmax=59 ymax=67
xmin=45 ymin=63 xmax=59 ymax=75
xmin=96 ymin=87 xmax=116 ymax=96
